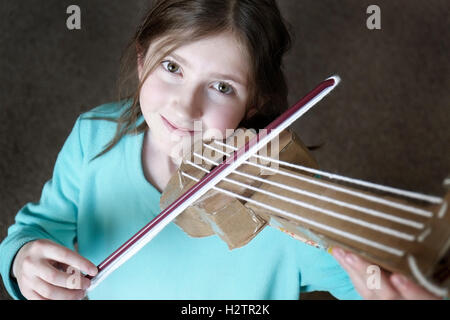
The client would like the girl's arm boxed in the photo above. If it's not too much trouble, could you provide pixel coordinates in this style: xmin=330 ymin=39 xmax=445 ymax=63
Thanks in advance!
xmin=0 ymin=116 xmax=93 ymax=299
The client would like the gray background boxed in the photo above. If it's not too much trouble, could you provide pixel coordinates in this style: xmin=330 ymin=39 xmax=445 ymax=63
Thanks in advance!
xmin=0 ymin=0 xmax=449 ymax=300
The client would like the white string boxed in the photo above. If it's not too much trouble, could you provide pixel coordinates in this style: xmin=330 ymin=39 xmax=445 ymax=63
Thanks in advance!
xmin=247 ymin=161 xmax=435 ymax=218
xmin=231 ymin=170 xmax=424 ymax=229
xmin=212 ymin=140 xmax=443 ymax=205
xmin=226 ymin=175 xmax=416 ymax=241
xmin=203 ymin=142 xmax=435 ymax=218
xmin=438 ymin=201 xmax=447 ymax=218
xmin=444 ymin=177 xmax=450 ymax=186
xmin=181 ymin=171 xmax=405 ymax=257
xmin=407 ymin=255 xmax=448 ymax=297
xmin=417 ymin=228 xmax=431 ymax=243
xmin=186 ymin=159 xmax=416 ymax=241
xmin=195 ymin=145 xmax=426 ymax=229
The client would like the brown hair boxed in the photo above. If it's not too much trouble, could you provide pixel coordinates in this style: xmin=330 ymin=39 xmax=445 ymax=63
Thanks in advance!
xmin=88 ymin=0 xmax=292 ymax=161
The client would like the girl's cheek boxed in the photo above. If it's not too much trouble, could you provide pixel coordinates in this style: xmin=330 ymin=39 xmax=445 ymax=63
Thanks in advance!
xmin=203 ymin=105 xmax=246 ymax=137
xmin=140 ymin=74 xmax=173 ymax=113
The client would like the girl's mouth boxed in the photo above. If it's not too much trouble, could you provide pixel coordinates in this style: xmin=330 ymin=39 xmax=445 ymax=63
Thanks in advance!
xmin=160 ymin=115 xmax=195 ymax=136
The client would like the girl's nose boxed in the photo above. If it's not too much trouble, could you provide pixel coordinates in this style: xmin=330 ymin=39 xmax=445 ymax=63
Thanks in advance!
xmin=171 ymin=84 xmax=204 ymax=120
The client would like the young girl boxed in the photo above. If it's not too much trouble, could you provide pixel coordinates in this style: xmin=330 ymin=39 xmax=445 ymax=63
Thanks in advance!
xmin=0 ymin=0 xmax=440 ymax=300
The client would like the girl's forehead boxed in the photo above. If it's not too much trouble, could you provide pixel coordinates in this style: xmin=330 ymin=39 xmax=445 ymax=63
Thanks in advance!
xmin=177 ymin=34 xmax=249 ymax=82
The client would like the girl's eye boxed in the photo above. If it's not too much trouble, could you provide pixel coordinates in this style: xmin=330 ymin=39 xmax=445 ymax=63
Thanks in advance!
xmin=214 ymin=82 xmax=234 ymax=95
xmin=161 ymin=60 xmax=181 ymax=74
xmin=162 ymin=60 xmax=234 ymax=96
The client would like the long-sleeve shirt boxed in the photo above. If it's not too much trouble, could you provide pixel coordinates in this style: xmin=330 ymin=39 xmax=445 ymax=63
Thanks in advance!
xmin=0 ymin=100 xmax=362 ymax=299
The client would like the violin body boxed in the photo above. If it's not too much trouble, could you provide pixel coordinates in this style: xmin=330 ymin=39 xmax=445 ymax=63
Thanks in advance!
xmin=160 ymin=129 xmax=450 ymax=294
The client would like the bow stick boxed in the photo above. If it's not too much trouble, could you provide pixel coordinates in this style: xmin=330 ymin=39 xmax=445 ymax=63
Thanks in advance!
xmin=87 ymin=75 xmax=341 ymax=291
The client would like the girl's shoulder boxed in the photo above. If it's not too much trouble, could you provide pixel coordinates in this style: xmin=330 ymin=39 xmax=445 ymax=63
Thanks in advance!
xmin=80 ymin=99 xmax=131 ymax=120
xmin=75 ymin=100 xmax=135 ymax=160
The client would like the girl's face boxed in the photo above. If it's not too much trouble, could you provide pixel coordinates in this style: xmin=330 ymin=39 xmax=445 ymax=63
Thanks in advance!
xmin=138 ymin=32 xmax=252 ymax=160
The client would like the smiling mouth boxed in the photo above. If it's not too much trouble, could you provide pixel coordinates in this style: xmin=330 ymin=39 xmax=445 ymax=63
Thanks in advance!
xmin=160 ymin=115 xmax=195 ymax=136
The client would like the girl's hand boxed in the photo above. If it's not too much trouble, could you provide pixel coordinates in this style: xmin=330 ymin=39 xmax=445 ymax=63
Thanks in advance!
xmin=12 ymin=239 xmax=98 ymax=300
xmin=331 ymin=247 xmax=442 ymax=300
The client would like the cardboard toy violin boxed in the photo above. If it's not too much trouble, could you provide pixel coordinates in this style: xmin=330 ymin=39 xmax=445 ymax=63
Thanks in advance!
xmin=160 ymin=127 xmax=450 ymax=298
xmin=87 ymin=76 xmax=450 ymax=297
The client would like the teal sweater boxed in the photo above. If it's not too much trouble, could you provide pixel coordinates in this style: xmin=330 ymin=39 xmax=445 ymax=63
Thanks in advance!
xmin=0 ymin=101 xmax=361 ymax=300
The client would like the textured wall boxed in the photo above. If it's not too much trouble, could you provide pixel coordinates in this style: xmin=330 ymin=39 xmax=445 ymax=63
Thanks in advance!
xmin=0 ymin=0 xmax=448 ymax=300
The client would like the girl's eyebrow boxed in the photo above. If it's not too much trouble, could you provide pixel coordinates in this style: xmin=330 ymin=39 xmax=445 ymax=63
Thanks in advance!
xmin=168 ymin=53 xmax=246 ymax=86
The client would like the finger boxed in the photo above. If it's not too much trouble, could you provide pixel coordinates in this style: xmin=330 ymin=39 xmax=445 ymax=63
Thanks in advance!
xmin=390 ymin=274 xmax=441 ymax=300
xmin=331 ymin=247 xmax=372 ymax=279
xmin=331 ymin=247 xmax=371 ymax=296
xmin=39 ymin=261 xmax=91 ymax=290
xmin=33 ymin=276 xmax=86 ymax=300
xmin=19 ymin=277 xmax=50 ymax=300
xmin=331 ymin=247 xmax=400 ymax=299
xmin=42 ymin=243 xmax=98 ymax=277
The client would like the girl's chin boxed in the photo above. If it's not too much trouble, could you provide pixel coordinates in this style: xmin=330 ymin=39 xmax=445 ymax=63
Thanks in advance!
xmin=169 ymin=154 xmax=184 ymax=166
xmin=154 ymin=139 xmax=191 ymax=161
